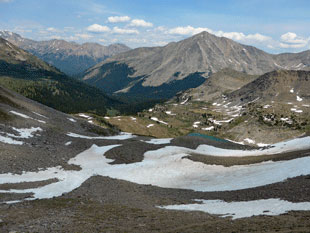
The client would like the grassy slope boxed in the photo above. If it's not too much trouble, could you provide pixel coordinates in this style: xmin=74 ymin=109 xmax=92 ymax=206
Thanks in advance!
xmin=0 ymin=38 xmax=121 ymax=115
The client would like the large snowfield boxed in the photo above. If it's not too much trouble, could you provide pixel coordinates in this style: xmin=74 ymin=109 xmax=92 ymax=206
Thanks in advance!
xmin=1 ymin=135 xmax=310 ymax=219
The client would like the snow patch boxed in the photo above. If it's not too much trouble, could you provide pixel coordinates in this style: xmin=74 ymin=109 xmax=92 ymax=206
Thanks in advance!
xmin=243 ymin=138 xmax=255 ymax=144
xmin=263 ymin=116 xmax=272 ymax=122
xmin=161 ymin=199 xmax=310 ymax=220
xmin=180 ymin=98 xmax=189 ymax=105
xmin=78 ymin=113 xmax=92 ymax=119
xmin=65 ymin=141 xmax=72 ymax=146
xmin=0 ymin=135 xmax=23 ymax=145
xmin=193 ymin=121 xmax=200 ymax=128
xmin=212 ymin=103 xmax=222 ymax=107
xmin=281 ymin=118 xmax=293 ymax=124
xmin=32 ymin=112 xmax=48 ymax=119
xmin=0 ymin=127 xmax=42 ymax=145
xmin=202 ymin=126 xmax=214 ymax=131
xmin=195 ymin=136 xmax=310 ymax=157
xmin=9 ymin=111 xmax=30 ymax=119
xmin=209 ymin=118 xmax=234 ymax=125
xmin=144 ymin=138 xmax=172 ymax=144
xmin=274 ymin=62 xmax=285 ymax=69
xmin=6 ymin=127 xmax=42 ymax=139
xmin=9 ymin=111 xmax=46 ymax=124
xmin=291 ymin=108 xmax=303 ymax=113
xmin=257 ymin=143 xmax=270 ymax=147
xmin=150 ymin=117 xmax=168 ymax=125
xmin=165 ymin=111 xmax=176 ymax=116
xmin=68 ymin=118 xmax=76 ymax=123
xmin=67 ymin=132 xmax=135 ymax=140
xmin=295 ymin=63 xmax=304 ymax=68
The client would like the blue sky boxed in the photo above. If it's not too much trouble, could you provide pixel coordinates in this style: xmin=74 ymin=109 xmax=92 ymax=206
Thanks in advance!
xmin=1 ymin=0 xmax=310 ymax=53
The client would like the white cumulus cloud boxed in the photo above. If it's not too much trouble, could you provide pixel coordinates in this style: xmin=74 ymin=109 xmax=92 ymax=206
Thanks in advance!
xmin=168 ymin=26 xmax=271 ymax=44
xmin=168 ymin=26 xmax=212 ymax=35
xmin=280 ymin=32 xmax=309 ymax=48
xmin=108 ymin=16 xmax=131 ymax=23
xmin=216 ymin=31 xmax=271 ymax=43
xmin=245 ymin=33 xmax=271 ymax=42
xmin=129 ymin=19 xmax=153 ymax=27
xmin=112 ymin=27 xmax=139 ymax=34
xmin=87 ymin=24 xmax=110 ymax=33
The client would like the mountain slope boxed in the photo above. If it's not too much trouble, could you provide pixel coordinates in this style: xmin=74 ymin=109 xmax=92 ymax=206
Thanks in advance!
xmin=0 ymin=84 xmax=120 ymax=173
xmin=228 ymin=70 xmax=310 ymax=104
xmin=0 ymin=31 xmax=131 ymax=76
xmin=175 ymin=68 xmax=258 ymax=103
xmin=82 ymin=31 xmax=310 ymax=99
xmin=0 ymin=37 xmax=120 ymax=115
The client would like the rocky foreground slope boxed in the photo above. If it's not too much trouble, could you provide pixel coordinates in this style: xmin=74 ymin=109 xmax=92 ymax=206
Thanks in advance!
xmin=1 ymin=86 xmax=310 ymax=232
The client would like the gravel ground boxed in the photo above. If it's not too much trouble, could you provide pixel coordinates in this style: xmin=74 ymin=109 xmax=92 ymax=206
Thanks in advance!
xmin=0 ymin=175 xmax=310 ymax=232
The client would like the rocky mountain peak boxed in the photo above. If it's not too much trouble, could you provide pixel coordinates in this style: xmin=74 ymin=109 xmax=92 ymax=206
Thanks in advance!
xmin=81 ymin=31 xmax=310 ymax=100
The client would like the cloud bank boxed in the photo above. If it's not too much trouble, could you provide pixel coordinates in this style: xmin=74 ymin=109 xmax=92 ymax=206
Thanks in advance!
xmin=87 ymin=24 xmax=110 ymax=33
xmin=129 ymin=19 xmax=153 ymax=27
xmin=280 ymin=32 xmax=309 ymax=48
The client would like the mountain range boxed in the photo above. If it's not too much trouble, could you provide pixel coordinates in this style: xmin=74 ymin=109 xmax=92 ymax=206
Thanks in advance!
xmin=2 ymin=30 xmax=310 ymax=102
xmin=0 ymin=37 xmax=120 ymax=115
xmin=82 ymin=31 xmax=310 ymax=99
xmin=0 ymin=30 xmax=131 ymax=76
